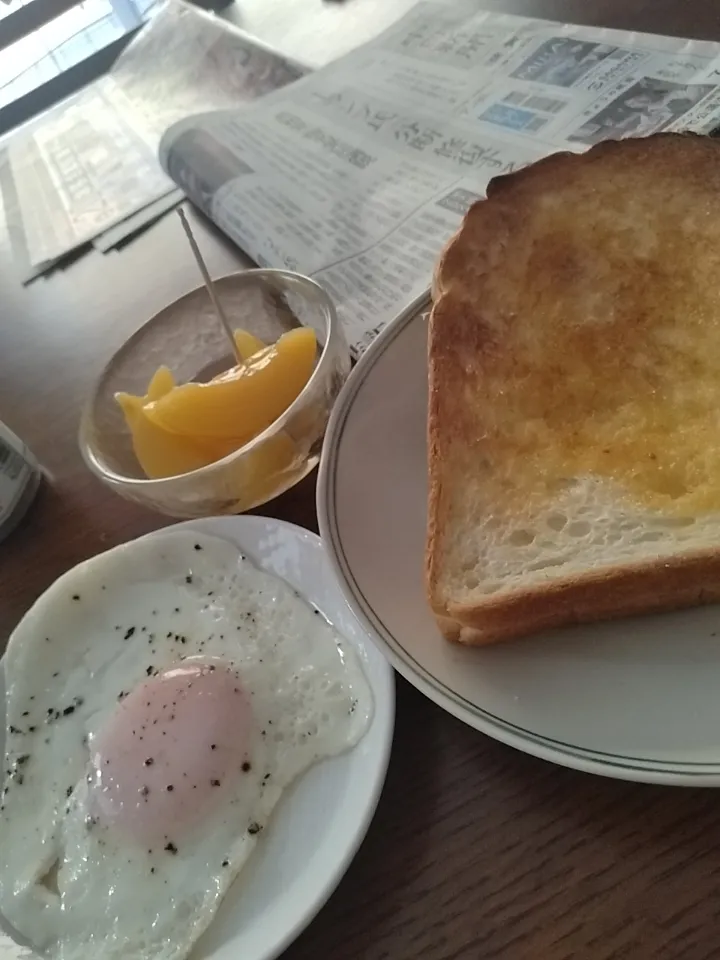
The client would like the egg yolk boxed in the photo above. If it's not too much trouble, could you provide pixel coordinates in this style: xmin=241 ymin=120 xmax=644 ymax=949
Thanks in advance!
xmin=90 ymin=661 xmax=253 ymax=844
xmin=144 ymin=327 xmax=317 ymax=441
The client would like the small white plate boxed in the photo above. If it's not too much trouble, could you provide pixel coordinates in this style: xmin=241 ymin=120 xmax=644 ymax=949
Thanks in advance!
xmin=318 ymin=293 xmax=720 ymax=786
xmin=0 ymin=516 xmax=394 ymax=960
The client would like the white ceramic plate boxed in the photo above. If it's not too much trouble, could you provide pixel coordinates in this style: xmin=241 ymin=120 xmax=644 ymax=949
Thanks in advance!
xmin=318 ymin=293 xmax=720 ymax=786
xmin=0 ymin=516 xmax=394 ymax=960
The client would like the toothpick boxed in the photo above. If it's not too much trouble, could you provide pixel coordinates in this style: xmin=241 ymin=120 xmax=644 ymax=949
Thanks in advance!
xmin=177 ymin=208 xmax=241 ymax=364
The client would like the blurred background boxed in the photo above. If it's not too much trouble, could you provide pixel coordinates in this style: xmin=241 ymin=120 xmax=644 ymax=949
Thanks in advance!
xmin=0 ymin=0 xmax=162 ymax=110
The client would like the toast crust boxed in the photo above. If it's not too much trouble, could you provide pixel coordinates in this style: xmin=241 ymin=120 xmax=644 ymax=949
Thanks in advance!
xmin=426 ymin=133 xmax=720 ymax=645
xmin=430 ymin=548 xmax=720 ymax=645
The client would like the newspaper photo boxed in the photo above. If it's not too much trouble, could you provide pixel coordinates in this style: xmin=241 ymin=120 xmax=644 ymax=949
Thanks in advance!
xmin=159 ymin=0 xmax=720 ymax=355
xmin=0 ymin=0 xmax=306 ymax=276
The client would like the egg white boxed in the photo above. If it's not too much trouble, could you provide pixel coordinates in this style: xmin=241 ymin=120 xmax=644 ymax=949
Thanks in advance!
xmin=0 ymin=531 xmax=372 ymax=960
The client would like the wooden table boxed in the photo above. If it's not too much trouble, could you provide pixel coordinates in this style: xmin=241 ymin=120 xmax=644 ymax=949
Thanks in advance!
xmin=3 ymin=2 xmax=720 ymax=958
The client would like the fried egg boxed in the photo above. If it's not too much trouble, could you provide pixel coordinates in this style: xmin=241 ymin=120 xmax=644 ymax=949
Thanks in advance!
xmin=0 ymin=531 xmax=372 ymax=960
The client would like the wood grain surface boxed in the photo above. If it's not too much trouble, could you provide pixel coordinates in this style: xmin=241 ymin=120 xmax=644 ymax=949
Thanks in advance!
xmin=3 ymin=2 xmax=720 ymax=959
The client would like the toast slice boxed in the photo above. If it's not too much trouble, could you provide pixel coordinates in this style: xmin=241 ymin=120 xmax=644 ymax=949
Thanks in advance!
xmin=426 ymin=133 xmax=720 ymax=645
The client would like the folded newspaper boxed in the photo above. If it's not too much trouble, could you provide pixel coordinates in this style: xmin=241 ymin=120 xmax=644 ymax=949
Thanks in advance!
xmin=159 ymin=0 xmax=720 ymax=356
xmin=0 ymin=0 xmax=305 ymax=278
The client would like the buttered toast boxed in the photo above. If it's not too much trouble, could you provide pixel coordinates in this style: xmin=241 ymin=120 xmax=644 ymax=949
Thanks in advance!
xmin=426 ymin=133 xmax=720 ymax=646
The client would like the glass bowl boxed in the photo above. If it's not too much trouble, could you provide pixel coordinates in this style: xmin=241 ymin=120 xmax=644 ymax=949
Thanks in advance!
xmin=79 ymin=269 xmax=350 ymax=518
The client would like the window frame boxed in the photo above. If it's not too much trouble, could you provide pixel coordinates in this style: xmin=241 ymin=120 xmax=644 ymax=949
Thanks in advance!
xmin=0 ymin=0 xmax=86 ymax=52
xmin=0 ymin=0 xmax=142 ymax=136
